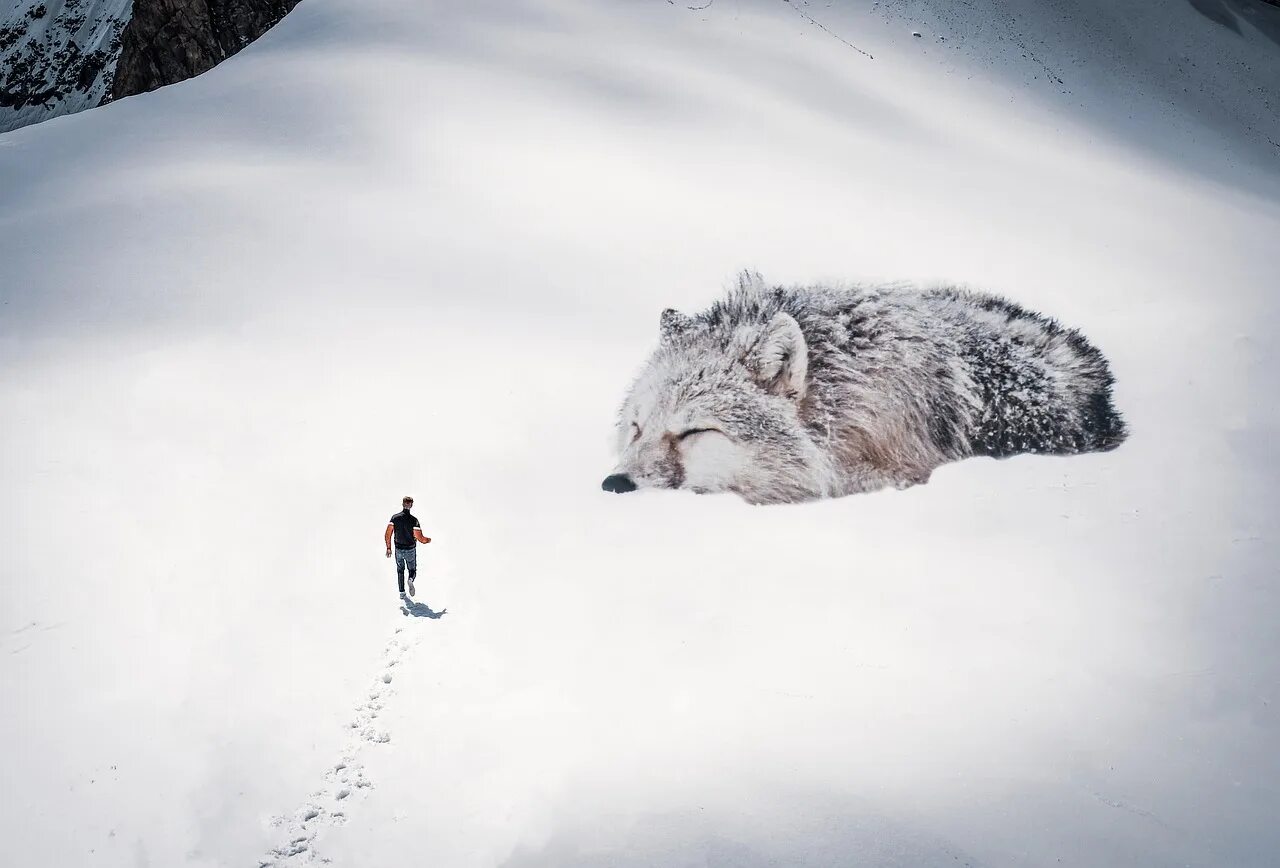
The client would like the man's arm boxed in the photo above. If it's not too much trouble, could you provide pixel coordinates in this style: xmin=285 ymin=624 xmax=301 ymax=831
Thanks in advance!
xmin=384 ymin=524 xmax=394 ymax=557
xmin=414 ymin=529 xmax=432 ymax=544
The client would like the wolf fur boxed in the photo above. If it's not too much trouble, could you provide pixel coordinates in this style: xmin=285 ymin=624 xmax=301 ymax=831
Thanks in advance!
xmin=603 ymin=272 xmax=1126 ymax=504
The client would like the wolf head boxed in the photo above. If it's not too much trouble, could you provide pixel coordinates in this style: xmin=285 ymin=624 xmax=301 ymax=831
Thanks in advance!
xmin=603 ymin=288 xmax=834 ymax=504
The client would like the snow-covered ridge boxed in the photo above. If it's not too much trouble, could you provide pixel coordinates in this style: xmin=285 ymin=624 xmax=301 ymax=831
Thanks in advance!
xmin=0 ymin=0 xmax=131 ymax=132
xmin=0 ymin=0 xmax=300 ymax=134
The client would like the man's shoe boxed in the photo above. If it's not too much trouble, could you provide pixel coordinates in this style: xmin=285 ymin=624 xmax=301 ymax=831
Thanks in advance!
xmin=406 ymin=576 xmax=416 ymax=598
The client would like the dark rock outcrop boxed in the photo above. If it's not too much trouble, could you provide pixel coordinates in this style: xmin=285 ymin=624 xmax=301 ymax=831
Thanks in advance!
xmin=111 ymin=0 xmax=301 ymax=99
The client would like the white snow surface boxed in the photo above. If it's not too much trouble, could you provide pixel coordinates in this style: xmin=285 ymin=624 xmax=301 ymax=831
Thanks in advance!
xmin=2 ymin=1 xmax=1278 ymax=866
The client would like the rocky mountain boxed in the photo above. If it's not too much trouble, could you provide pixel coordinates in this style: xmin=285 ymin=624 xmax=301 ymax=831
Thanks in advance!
xmin=111 ymin=0 xmax=299 ymax=101
xmin=0 ymin=0 xmax=299 ymax=133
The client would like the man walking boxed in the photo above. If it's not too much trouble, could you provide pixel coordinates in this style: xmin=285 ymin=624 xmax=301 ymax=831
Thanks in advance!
xmin=385 ymin=495 xmax=431 ymax=601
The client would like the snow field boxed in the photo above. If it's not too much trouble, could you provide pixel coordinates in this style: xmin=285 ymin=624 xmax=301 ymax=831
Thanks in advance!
xmin=1 ymin=1 xmax=1278 ymax=866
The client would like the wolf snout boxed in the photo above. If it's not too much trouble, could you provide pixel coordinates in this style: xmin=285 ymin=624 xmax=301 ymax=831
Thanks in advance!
xmin=601 ymin=473 xmax=637 ymax=494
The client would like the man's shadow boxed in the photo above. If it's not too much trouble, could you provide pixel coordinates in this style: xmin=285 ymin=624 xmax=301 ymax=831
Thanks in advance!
xmin=401 ymin=599 xmax=447 ymax=619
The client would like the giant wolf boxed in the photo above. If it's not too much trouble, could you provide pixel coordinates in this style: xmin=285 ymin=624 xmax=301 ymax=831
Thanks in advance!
xmin=602 ymin=273 xmax=1126 ymax=504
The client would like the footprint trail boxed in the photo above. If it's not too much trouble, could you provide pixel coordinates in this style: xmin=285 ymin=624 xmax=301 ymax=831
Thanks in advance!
xmin=261 ymin=625 xmax=424 ymax=866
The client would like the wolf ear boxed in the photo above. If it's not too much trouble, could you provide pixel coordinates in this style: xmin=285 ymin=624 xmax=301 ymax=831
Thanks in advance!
xmin=752 ymin=312 xmax=808 ymax=400
xmin=659 ymin=308 xmax=694 ymax=342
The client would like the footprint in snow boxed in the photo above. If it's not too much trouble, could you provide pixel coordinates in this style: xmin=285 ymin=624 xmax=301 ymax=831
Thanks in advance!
xmin=262 ymin=622 xmax=424 ymax=865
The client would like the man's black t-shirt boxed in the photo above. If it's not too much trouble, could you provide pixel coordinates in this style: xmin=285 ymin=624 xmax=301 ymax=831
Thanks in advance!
xmin=389 ymin=510 xmax=421 ymax=549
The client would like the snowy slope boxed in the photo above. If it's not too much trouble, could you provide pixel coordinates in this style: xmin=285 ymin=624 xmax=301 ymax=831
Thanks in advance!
xmin=871 ymin=0 xmax=1280 ymax=184
xmin=1 ymin=1 xmax=1278 ymax=866
xmin=0 ymin=0 xmax=131 ymax=132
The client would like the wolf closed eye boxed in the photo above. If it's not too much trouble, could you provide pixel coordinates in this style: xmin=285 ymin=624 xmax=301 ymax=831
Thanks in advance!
xmin=602 ymin=271 xmax=1126 ymax=504
xmin=677 ymin=428 xmax=721 ymax=441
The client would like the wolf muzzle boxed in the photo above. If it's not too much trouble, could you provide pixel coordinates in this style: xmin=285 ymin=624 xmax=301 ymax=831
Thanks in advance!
xmin=601 ymin=473 xmax=637 ymax=493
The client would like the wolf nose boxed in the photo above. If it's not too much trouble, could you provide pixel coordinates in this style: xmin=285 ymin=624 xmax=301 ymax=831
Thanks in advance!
xmin=601 ymin=473 xmax=637 ymax=494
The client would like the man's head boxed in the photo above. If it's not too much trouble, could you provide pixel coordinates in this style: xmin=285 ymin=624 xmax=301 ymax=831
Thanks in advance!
xmin=402 ymin=496 xmax=414 ymax=510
